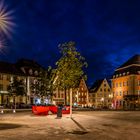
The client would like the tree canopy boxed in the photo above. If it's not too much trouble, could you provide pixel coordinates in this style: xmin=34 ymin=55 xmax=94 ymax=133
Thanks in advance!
xmin=55 ymin=41 xmax=87 ymax=89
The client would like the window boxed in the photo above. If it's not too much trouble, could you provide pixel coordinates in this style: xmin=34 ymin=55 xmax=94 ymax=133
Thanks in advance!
xmin=120 ymin=91 xmax=122 ymax=96
xmin=34 ymin=71 xmax=38 ymax=76
xmin=116 ymin=83 xmax=118 ymax=87
xmin=104 ymin=88 xmax=106 ymax=92
xmin=100 ymin=88 xmax=102 ymax=91
xmin=108 ymin=89 xmax=110 ymax=92
xmin=116 ymin=91 xmax=118 ymax=96
xmin=7 ymin=75 xmax=10 ymax=81
xmin=123 ymin=73 xmax=125 ymax=76
xmin=0 ymin=74 xmax=3 ymax=80
xmin=104 ymin=84 xmax=106 ymax=87
xmin=123 ymin=82 xmax=126 ymax=86
xmin=120 ymin=82 xmax=122 ymax=87
xmin=29 ymin=69 xmax=33 ymax=75
xmin=138 ymin=80 xmax=140 ymax=86
xmin=113 ymin=83 xmax=115 ymax=88
xmin=127 ymin=91 xmax=128 ymax=95
xmin=0 ymin=84 xmax=3 ymax=90
xmin=127 ymin=81 xmax=129 ymax=86
xmin=127 ymin=72 xmax=129 ymax=75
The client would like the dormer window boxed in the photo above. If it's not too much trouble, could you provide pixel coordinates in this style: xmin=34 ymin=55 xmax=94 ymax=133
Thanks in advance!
xmin=29 ymin=69 xmax=33 ymax=75
xmin=34 ymin=71 xmax=38 ymax=76
xmin=21 ymin=67 xmax=26 ymax=74
xmin=127 ymin=72 xmax=129 ymax=75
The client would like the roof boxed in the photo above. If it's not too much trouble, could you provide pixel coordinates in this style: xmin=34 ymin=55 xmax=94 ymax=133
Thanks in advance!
xmin=0 ymin=59 xmax=44 ymax=76
xmin=89 ymin=79 xmax=104 ymax=93
xmin=118 ymin=54 xmax=140 ymax=69
xmin=113 ymin=55 xmax=140 ymax=77
xmin=0 ymin=61 xmax=22 ymax=75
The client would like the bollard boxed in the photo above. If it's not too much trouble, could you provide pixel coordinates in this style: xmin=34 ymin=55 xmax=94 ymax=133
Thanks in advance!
xmin=1 ymin=109 xmax=4 ymax=114
xmin=13 ymin=109 xmax=16 ymax=113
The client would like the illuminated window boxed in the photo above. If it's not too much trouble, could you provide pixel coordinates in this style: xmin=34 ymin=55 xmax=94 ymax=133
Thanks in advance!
xmin=123 ymin=73 xmax=125 ymax=76
xmin=116 ymin=74 xmax=118 ymax=77
xmin=119 ymin=74 xmax=121 ymax=76
xmin=127 ymin=72 xmax=129 ymax=75
xmin=123 ymin=82 xmax=126 ymax=86
xmin=116 ymin=83 xmax=118 ymax=87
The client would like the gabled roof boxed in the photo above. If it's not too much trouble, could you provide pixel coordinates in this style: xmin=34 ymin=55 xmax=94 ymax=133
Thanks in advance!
xmin=113 ymin=55 xmax=140 ymax=77
xmin=0 ymin=59 xmax=44 ymax=76
xmin=89 ymin=79 xmax=104 ymax=93
xmin=117 ymin=54 xmax=140 ymax=69
xmin=16 ymin=59 xmax=43 ymax=69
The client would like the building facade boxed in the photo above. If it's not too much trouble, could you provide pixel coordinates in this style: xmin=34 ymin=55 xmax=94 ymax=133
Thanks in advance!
xmin=0 ymin=59 xmax=42 ymax=106
xmin=89 ymin=78 xmax=112 ymax=109
xmin=53 ymin=79 xmax=89 ymax=106
xmin=0 ymin=59 xmax=89 ymax=107
xmin=111 ymin=55 xmax=140 ymax=110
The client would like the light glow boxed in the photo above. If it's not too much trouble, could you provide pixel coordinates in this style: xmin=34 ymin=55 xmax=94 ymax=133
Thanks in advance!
xmin=0 ymin=0 xmax=15 ymax=38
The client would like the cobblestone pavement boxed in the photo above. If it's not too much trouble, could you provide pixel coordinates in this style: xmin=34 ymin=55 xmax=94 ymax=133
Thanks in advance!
xmin=0 ymin=111 xmax=140 ymax=140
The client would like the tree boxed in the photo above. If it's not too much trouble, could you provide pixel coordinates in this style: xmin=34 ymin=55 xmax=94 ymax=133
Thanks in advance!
xmin=55 ymin=41 xmax=87 ymax=117
xmin=7 ymin=76 xmax=26 ymax=112
xmin=31 ymin=67 xmax=55 ymax=105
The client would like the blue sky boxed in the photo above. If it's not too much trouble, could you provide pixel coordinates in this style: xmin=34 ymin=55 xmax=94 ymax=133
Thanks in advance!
xmin=1 ymin=0 xmax=140 ymax=86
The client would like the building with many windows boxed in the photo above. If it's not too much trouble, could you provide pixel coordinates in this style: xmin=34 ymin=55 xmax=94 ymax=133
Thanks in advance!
xmin=111 ymin=55 xmax=140 ymax=109
xmin=0 ymin=59 xmax=89 ymax=107
xmin=89 ymin=78 xmax=112 ymax=109
xmin=53 ymin=78 xmax=89 ymax=106
xmin=0 ymin=59 xmax=42 ymax=107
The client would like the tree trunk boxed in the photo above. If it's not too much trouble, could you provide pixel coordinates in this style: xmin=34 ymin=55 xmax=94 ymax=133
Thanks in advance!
xmin=70 ymin=88 xmax=72 ymax=118
xmin=64 ymin=87 xmax=67 ymax=105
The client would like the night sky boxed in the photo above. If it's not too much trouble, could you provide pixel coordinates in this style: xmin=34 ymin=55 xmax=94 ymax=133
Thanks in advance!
xmin=0 ymin=0 xmax=140 ymax=86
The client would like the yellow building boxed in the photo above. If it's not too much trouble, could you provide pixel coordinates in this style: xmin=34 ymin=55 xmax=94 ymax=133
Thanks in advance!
xmin=89 ymin=78 xmax=112 ymax=109
xmin=111 ymin=55 xmax=140 ymax=110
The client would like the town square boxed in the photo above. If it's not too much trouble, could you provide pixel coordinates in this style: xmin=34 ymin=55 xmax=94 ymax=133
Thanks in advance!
xmin=0 ymin=0 xmax=140 ymax=140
